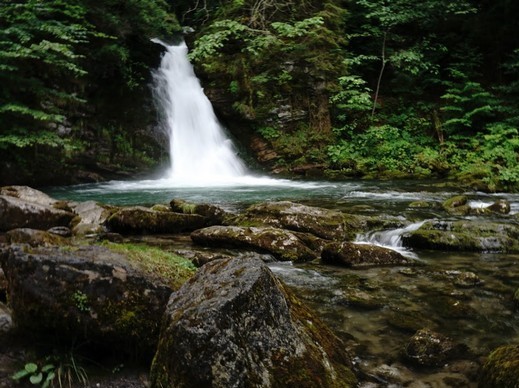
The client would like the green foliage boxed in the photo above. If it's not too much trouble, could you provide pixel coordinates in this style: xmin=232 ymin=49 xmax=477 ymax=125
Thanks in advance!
xmin=12 ymin=362 xmax=56 ymax=388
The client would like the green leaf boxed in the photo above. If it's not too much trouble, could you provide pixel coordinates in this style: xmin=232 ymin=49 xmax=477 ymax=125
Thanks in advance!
xmin=30 ymin=372 xmax=43 ymax=384
xmin=41 ymin=364 xmax=55 ymax=373
xmin=25 ymin=363 xmax=38 ymax=374
xmin=11 ymin=369 xmax=30 ymax=381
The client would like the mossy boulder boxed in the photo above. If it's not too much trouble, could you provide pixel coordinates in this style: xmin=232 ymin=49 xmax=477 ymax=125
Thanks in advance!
xmin=442 ymin=195 xmax=469 ymax=215
xmin=150 ymin=257 xmax=357 ymax=388
xmin=106 ymin=206 xmax=207 ymax=234
xmin=402 ymin=220 xmax=519 ymax=253
xmin=233 ymin=201 xmax=365 ymax=241
xmin=479 ymin=345 xmax=519 ymax=387
xmin=0 ymin=245 xmax=190 ymax=359
xmin=191 ymin=225 xmax=319 ymax=262
xmin=321 ymin=242 xmax=412 ymax=268
xmin=404 ymin=328 xmax=467 ymax=367
xmin=487 ymin=199 xmax=511 ymax=214
xmin=5 ymin=228 xmax=67 ymax=247
xmin=170 ymin=198 xmax=227 ymax=225
xmin=0 ymin=195 xmax=75 ymax=232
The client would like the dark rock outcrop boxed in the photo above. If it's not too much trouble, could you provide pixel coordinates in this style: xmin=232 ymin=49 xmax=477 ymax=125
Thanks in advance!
xmin=150 ymin=257 xmax=357 ymax=388
xmin=5 ymin=228 xmax=67 ymax=247
xmin=404 ymin=328 xmax=467 ymax=367
xmin=0 ymin=245 xmax=173 ymax=358
xmin=191 ymin=225 xmax=319 ymax=262
xmin=479 ymin=345 xmax=519 ymax=388
xmin=322 ymin=242 xmax=412 ymax=268
xmin=233 ymin=201 xmax=364 ymax=241
xmin=0 ymin=195 xmax=75 ymax=232
xmin=402 ymin=220 xmax=519 ymax=253
xmin=106 ymin=206 xmax=207 ymax=234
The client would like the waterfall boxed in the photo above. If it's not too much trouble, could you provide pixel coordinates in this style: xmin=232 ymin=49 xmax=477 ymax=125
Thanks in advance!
xmin=152 ymin=40 xmax=247 ymax=184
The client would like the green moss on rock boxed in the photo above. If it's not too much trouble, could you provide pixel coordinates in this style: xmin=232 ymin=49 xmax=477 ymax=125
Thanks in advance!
xmin=479 ymin=345 xmax=519 ymax=388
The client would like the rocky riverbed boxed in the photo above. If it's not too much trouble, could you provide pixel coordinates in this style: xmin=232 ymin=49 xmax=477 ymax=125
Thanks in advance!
xmin=1 ymin=185 xmax=518 ymax=387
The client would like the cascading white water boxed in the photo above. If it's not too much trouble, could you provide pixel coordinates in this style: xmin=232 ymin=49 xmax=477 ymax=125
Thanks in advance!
xmin=152 ymin=40 xmax=247 ymax=184
xmin=355 ymin=221 xmax=426 ymax=258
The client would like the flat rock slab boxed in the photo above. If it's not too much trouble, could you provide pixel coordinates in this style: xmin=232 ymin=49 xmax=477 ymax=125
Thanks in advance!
xmin=322 ymin=242 xmax=412 ymax=268
xmin=191 ymin=225 xmax=319 ymax=262
xmin=150 ymin=257 xmax=356 ymax=387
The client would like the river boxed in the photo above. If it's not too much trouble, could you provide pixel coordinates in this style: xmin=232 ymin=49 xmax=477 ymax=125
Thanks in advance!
xmin=45 ymin=178 xmax=519 ymax=386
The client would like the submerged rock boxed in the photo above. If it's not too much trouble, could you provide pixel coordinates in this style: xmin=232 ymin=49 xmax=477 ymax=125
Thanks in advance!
xmin=402 ymin=220 xmax=519 ymax=253
xmin=321 ymin=242 xmax=411 ymax=268
xmin=106 ymin=206 xmax=207 ymax=234
xmin=150 ymin=257 xmax=357 ymax=388
xmin=5 ymin=228 xmax=67 ymax=247
xmin=487 ymin=199 xmax=511 ymax=215
xmin=191 ymin=225 xmax=319 ymax=262
xmin=233 ymin=201 xmax=364 ymax=240
xmin=404 ymin=328 xmax=467 ymax=367
xmin=0 ymin=245 xmax=174 ymax=358
xmin=479 ymin=345 xmax=519 ymax=388
xmin=0 ymin=195 xmax=75 ymax=232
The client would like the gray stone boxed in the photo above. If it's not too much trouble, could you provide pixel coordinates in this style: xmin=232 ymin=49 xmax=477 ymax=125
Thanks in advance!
xmin=6 ymin=228 xmax=67 ymax=247
xmin=70 ymin=200 xmax=112 ymax=235
xmin=191 ymin=225 xmax=319 ymax=262
xmin=150 ymin=257 xmax=357 ymax=387
xmin=404 ymin=329 xmax=467 ymax=367
xmin=322 ymin=242 xmax=412 ymax=268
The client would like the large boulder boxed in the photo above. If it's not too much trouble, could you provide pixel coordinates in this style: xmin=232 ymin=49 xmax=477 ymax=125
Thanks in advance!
xmin=233 ymin=201 xmax=364 ymax=240
xmin=402 ymin=220 xmax=519 ymax=253
xmin=150 ymin=257 xmax=357 ymax=388
xmin=321 ymin=242 xmax=412 ymax=268
xmin=0 ymin=245 xmax=176 ymax=358
xmin=191 ymin=225 xmax=319 ymax=262
xmin=106 ymin=206 xmax=207 ymax=234
xmin=442 ymin=195 xmax=470 ymax=215
xmin=0 ymin=195 xmax=75 ymax=232
xmin=70 ymin=200 xmax=113 ymax=235
xmin=479 ymin=345 xmax=519 ymax=387
xmin=0 ymin=185 xmax=57 ymax=207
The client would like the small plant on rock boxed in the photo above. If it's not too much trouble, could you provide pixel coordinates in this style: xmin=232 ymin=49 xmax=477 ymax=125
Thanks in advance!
xmin=12 ymin=362 xmax=56 ymax=387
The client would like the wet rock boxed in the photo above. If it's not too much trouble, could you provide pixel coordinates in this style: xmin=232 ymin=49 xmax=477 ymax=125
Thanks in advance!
xmin=170 ymin=198 xmax=227 ymax=225
xmin=479 ymin=345 xmax=519 ymax=388
xmin=408 ymin=201 xmax=432 ymax=208
xmin=402 ymin=220 xmax=519 ymax=253
xmin=70 ymin=200 xmax=113 ymax=235
xmin=447 ymin=271 xmax=484 ymax=288
xmin=191 ymin=225 xmax=318 ymax=262
xmin=404 ymin=328 xmax=466 ymax=367
xmin=97 ymin=232 xmax=124 ymax=243
xmin=341 ymin=289 xmax=385 ymax=310
xmin=175 ymin=249 xmax=234 ymax=267
xmin=386 ymin=311 xmax=434 ymax=333
xmin=150 ymin=257 xmax=357 ymax=388
xmin=442 ymin=195 xmax=469 ymax=215
xmin=0 ymin=195 xmax=75 ymax=232
xmin=233 ymin=201 xmax=364 ymax=240
xmin=321 ymin=242 xmax=412 ymax=268
xmin=487 ymin=199 xmax=511 ymax=214
xmin=0 ymin=185 xmax=57 ymax=207
xmin=0 ymin=302 xmax=12 ymax=334
xmin=428 ymin=295 xmax=477 ymax=319
xmin=47 ymin=226 xmax=72 ymax=237
xmin=5 ymin=228 xmax=67 ymax=247
xmin=150 ymin=204 xmax=171 ymax=212
xmin=106 ymin=206 xmax=207 ymax=234
xmin=0 ymin=245 xmax=174 ymax=358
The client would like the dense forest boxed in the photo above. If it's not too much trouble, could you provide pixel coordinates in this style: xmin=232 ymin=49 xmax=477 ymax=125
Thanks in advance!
xmin=1 ymin=0 xmax=519 ymax=191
